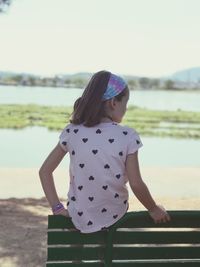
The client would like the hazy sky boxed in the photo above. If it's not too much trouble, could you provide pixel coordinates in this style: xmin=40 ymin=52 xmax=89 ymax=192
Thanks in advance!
xmin=0 ymin=0 xmax=200 ymax=77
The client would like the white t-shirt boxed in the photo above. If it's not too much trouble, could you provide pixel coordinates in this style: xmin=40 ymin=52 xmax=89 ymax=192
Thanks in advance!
xmin=59 ymin=122 xmax=143 ymax=233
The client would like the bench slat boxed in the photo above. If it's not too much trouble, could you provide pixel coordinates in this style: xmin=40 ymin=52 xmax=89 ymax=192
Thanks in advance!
xmin=48 ymin=231 xmax=107 ymax=245
xmin=113 ymin=231 xmax=200 ymax=244
xmin=112 ymin=261 xmax=200 ymax=266
xmin=46 ymin=262 xmax=200 ymax=267
xmin=48 ymin=230 xmax=200 ymax=245
xmin=46 ymin=262 xmax=104 ymax=267
xmin=113 ymin=211 xmax=200 ymax=228
xmin=48 ymin=215 xmax=75 ymax=229
xmin=113 ymin=246 xmax=200 ymax=260
xmin=48 ymin=247 xmax=105 ymax=261
xmin=48 ymin=211 xmax=200 ymax=229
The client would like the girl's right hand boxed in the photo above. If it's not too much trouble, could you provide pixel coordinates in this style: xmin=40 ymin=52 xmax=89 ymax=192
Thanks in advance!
xmin=148 ymin=205 xmax=171 ymax=223
xmin=54 ymin=209 xmax=70 ymax=218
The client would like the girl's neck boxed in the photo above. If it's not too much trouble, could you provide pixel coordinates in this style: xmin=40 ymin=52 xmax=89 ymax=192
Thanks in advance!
xmin=101 ymin=115 xmax=114 ymax=123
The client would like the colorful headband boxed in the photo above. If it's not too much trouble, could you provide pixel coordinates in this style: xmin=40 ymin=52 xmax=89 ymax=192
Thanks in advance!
xmin=102 ymin=73 xmax=127 ymax=101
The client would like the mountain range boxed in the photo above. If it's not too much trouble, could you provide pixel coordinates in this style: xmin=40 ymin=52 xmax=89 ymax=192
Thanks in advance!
xmin=168 ymin=67 xmax=200 ymax=83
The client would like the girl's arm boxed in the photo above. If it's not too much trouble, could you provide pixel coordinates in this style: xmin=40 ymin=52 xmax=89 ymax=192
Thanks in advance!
xmin=125 ymin=151 xmax=170 ymax=223
xmin=39 ymin=143 xmax=67 ymax=214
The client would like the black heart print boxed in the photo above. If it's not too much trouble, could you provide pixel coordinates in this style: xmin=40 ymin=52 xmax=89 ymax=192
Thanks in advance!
xmin=82 ymin=138 xmax=88 ymax=143
xmin=108 ymin=139 xmax=114 ymax=143
xmin=113 ymin=214 xmax=118 ymax=219
xmin=92 ymin=150 xmax=98 ymax=154
xmin=78 ymin=212 xmax=83 ymax=216
xmin=123 ymin=131 xmax=128 ymax=135
xmin=89 ymin=176 xmax=95 ymax=181
xmin=88 ymin=197 xmax=94 ymax=201
xmin=101 ymin=208 xmax=107 ymax=213
xmin=124 ymin=200 xmax=127 ymax=204
xmin=62 ymin=141 xmax=67 ymax=146
xmin=71 ymin=196 xmax=76 ymax=201
xmin=116 ymin=174 xmax=121 ymax=179
xmin=102 ymin=185 xmax=108 ymax=190
xmin=115 ymin=193 xmax=119 ymax=198
xmin=66 ymin=129 xmax=70 ymax=133
xmin=87 ymin=221 xmax=93 ymax=225
xmin=136 ymin=140 xmax=140 ymax=144
xmin=74 ymin=129 xmax=79 ymax=133
xmin=79 ymin=164 xmax=84 ymax=168
xmin=78 ymin=186 xmax=83 ymax=191
xmin=104 ymin=164 xmax=110 ymax=169
xmin=119 ymin=151 xmax=123 ymax=156
xmin=72 ymin=150 xmax=75 ymax=155
xmin=96 ymin=129 xmax=101 ymax=134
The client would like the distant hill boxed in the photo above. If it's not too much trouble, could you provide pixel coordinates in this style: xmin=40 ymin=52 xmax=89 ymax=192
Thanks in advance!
xmin=169 ymin=67 xmax=200 ymax=83
xmin=56 ymin=72 xmax=92 ymax=79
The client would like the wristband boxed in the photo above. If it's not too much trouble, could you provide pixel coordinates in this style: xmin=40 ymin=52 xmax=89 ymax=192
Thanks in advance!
xmin=52 ymin=203 xmax=65 ymax=214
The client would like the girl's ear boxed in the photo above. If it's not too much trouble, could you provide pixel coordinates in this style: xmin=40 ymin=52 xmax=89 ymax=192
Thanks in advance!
xmin=110 ymin=98 xmax=116 ymax=109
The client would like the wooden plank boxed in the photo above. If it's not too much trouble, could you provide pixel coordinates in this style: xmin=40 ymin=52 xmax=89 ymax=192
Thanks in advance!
xmin=48 ymin=211 xmax=200 ymax=230
xmin=112 ymin=261 xmax=200 ymax=266
xmin=47 ymin=246 xmax=105 ymax=261
xmin=48 ymin=231 xmax=107 ymax=245
xmin=112 ymin=247 xmax=200 ymax=260
xmin=46 ymin=262 xmax=104 ymax=267
xmin=112 ymin=211 xmax=200 ymax=228
xmin=46 ymin=260 xmax=200 ymax=267
xmin=113 ymin=231 xmax=200 ymax=244
xmin=48 ymin=215 xmax=75 ymax=229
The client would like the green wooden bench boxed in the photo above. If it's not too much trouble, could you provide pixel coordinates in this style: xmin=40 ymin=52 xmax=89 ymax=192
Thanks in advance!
xmin=46 ymin=211 xmax=200 ymax=266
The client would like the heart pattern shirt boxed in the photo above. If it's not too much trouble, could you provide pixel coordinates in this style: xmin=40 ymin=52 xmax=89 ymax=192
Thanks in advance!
xmin=59 ymin=122 xmax=142 ymax=233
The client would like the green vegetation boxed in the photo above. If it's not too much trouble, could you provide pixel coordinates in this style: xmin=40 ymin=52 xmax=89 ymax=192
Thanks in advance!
xmin=1 ymin=104 xmax=200 ymax=138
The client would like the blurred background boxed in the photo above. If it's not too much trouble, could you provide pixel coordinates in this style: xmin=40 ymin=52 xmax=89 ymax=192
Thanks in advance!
xmin=0 ymin=1 xmax=200 ymax=266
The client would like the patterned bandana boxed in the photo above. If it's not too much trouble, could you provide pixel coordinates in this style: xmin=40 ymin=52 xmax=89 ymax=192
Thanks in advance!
xmin=102 ymin=73 xmax=127 ymax=101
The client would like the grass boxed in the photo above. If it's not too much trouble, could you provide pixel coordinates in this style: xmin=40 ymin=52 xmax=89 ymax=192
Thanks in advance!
xmin=0 ymin=104 xmax=200 ymax=138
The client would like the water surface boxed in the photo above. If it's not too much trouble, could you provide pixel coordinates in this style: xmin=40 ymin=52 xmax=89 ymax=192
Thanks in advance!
xmin=0 ymin=127 xmax=199 ymax=168
xmin=1 ymin=85 xmax=200 ymax=111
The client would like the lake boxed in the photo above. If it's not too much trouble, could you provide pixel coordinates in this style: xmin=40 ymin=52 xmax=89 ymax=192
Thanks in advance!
xmin=1 ymin=85 xmax=200 ymax=111
xmin=0 ymin=85 xmax=200 ymax=168
xmin=1 ymin=126 xmax=199 ymax=168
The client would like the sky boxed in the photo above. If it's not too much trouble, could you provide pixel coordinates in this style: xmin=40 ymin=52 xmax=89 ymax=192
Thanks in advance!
xmin=0 ymin=0 xmax=200 ymax=77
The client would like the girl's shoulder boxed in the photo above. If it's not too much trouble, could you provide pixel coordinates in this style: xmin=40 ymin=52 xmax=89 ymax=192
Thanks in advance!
xmin=61 ymin=123 xmax=140 ymax=137
xmin=62 ymin=123 xmax=81 ymax=131
xmin=116 ymin=124 xmax=139 ymax=135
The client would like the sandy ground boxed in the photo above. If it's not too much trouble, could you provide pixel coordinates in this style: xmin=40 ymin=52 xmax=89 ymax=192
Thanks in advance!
xmin=1 ymin=167 xmax=200 ymax=199
xmin=0 ymin=167 xmax=200 ymax=266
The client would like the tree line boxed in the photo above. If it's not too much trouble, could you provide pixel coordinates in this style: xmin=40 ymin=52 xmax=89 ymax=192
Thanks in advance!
xmin=0 ymin=73 xmax=196 ymax=90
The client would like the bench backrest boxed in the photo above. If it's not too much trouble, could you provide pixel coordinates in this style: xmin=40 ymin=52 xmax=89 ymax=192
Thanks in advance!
xmin=47 ymin=211 xmax=200 ymax=266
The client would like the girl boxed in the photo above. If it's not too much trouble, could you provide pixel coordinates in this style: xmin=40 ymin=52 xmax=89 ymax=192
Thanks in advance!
xmin=39 ymin=70 xmax=170 ymax=233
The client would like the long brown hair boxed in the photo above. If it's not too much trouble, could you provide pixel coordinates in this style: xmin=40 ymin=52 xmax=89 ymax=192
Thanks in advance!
xmin=70 ymin=70 xmax=128 ymax=127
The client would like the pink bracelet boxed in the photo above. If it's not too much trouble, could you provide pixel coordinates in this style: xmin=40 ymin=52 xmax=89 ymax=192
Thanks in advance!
xmin=52 ymin=203 xmax=65 ymax=214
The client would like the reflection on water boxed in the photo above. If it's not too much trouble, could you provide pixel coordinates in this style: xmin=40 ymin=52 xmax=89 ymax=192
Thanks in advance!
xmin=0 ymin=126 xmax=199 ymax=168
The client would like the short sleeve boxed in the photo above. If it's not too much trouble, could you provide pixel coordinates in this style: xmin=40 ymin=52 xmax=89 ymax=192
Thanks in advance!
xmin=59 ymin=124 xmax=71 ymax=152
xmin=127 ymin=128 xmax=143 ymax=155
